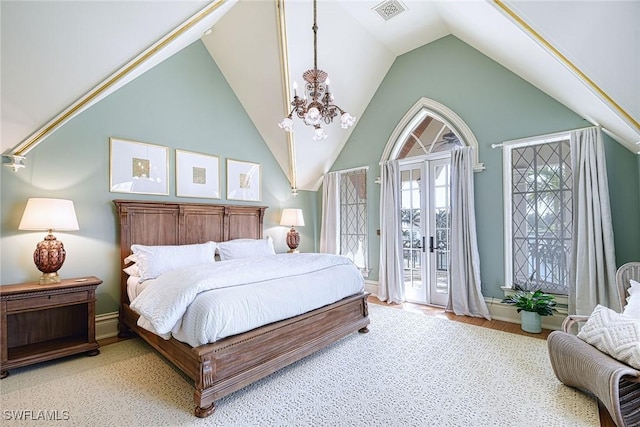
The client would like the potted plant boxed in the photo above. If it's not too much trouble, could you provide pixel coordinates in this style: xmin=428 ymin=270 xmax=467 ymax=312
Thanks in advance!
xmin=501 ymin=284 xmax=557 ymax=333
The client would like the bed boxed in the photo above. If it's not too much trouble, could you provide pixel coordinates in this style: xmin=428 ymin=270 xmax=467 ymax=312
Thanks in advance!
xmin=114 ymin=199 xmax=370 ymax=417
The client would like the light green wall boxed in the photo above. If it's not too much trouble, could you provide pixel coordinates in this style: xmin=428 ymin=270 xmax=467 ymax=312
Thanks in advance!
xmin=332 ymin=35 xmax=640 ymax=298
xmin=0 ymin=41 xmax=316 ymax=313
xmin=604 ymin=138 xmax=640 ymax=264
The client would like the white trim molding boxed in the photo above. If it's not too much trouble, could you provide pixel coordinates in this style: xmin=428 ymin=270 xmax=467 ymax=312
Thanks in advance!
xmin=364 ymin=280 xmax=379 ymax=296
xmin=500 ymin=129 xmax=572 ymax=292
xmin=380 ymin=97 xmax=484 ymax=171
xmin=484 ymin=297 xmax=565 ymax=331
xmin=95 ymin=311 xmax=120 ymax=341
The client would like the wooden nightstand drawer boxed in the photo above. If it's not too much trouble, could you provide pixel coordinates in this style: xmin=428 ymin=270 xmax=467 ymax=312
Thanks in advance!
xmin=6 ymin=290 xmax=88 ymax=312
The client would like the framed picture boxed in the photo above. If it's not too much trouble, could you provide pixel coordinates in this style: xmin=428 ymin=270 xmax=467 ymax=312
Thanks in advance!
xmin=226 ymin=159 xmax=261 ymax=201
xmin=109 ymin=137 xmax=169 ymax=195
xmin=176 ymin=149 xmax=220 ymax=199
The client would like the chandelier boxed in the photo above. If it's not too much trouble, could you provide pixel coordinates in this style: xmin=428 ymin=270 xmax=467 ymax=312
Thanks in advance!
xmin=278 ymin=0 xmax=356 ymax=141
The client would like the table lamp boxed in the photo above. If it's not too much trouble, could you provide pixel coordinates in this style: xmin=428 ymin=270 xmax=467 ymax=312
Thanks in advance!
xmin=18 ymin=198 xmax=79 ymax=284
xmin=280 ymin=208 xmax=305 ymax=253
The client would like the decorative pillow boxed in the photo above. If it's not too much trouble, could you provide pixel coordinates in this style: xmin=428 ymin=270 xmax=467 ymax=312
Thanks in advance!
xmin=577 ymin=304 xmax=640 ymax=369
xmin=123 ymin=263 xmax=140 ymax=277
xmin=131 ymin=241 xmax=217 ymax=282
xmin=217 ymin=237 xmax=275 ymax=261
xmin=122 ymin=253 xmax=140 ymax=277
xmin=124 ymin=254 xmax=138 ymax=265
xmin=623 ymin=279 xmax=640 ymax=319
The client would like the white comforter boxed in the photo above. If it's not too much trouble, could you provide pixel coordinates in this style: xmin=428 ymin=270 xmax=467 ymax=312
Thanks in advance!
xmin=130 ymin=253 xmax=364 ymax=346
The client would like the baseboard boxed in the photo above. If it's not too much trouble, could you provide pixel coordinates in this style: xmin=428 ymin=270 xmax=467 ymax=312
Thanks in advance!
xmin=484 ymin=297 xmax=564 ymax=330
xmin=96 ymin=311 xmax=119 ymax=341
xmin=364 ymin=280 xmax=379 ymax=296
xmin=365 ymin=281 xmax=564 ymax=331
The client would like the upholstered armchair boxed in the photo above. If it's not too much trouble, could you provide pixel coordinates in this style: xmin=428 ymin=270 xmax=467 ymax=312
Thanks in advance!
xmin=547 ymin=262 xmax=640 ymax=427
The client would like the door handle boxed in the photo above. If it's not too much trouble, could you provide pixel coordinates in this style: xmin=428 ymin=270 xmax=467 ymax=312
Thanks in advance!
xmin=422 ymin=236 xmax=426 ymax=253
xmin=429 ymin=236 xmax=434 ymax=253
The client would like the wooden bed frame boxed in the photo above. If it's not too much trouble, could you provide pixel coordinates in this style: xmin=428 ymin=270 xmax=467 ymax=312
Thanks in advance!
xmin=114 ymin=200 xmax=370 ymax=417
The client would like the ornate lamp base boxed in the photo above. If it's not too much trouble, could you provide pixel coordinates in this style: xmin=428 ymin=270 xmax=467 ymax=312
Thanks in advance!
xmin=34 ymin=232 xmax=66 ymax=285
xmin=40 ymin=272 xmax=61 ymax=285
xmin=286 ymin=227 xmax=300 ymax=253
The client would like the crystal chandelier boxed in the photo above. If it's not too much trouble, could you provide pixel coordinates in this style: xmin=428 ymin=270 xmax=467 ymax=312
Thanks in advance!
xmin=278 ymin=0 xmax=356 ymax=141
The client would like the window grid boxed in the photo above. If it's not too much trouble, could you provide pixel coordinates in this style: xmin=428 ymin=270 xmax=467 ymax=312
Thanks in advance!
xmin=511 ymin=140 xmax=572 ymax=295
xmin=340 ymin=169 xmax=368 ymax=275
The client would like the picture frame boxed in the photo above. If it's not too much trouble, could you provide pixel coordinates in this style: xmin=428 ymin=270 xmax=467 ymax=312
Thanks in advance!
xmin=226 ymin=158 xmax=262 ymax=202
xmin=109 ymin=137 xmax=169 ymax=195
xmin=175 ymin=149 xmax=220 ymax=199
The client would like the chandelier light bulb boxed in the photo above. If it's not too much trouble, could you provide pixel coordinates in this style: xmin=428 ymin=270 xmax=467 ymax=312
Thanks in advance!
xmin=304 ymin=107 xmax=321 ymax=126
xmin=340 ymin=112 xmax=356 ymax=129
xmin=313 ymin=127 xmax=328 ymax=141
xmin=278 ymin=117 xmax=294 ymax=132
xmin=293 ymin=81 xmax=298 ymax=97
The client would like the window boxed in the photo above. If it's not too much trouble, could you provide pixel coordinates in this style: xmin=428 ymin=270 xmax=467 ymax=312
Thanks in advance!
xmin=339 ymin=168 xmax=368 ymax=277
xmin=504 ymin=135 xmax=572 ymax=295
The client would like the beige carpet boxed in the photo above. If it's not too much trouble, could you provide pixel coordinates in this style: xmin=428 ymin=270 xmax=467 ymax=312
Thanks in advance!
xmin=0 ymin=304 xmax=598 ymax=426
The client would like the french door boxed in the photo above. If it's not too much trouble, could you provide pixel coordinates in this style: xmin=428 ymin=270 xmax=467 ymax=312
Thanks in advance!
xmin=400 ymin=157 xmax=451 ymax=306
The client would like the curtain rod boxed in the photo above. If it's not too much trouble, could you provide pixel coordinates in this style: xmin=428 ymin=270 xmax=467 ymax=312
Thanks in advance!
xmin=491 ymin=125 xmax=601 ymax=149
xmin=324 ymin=166 xmax=369 ymax=175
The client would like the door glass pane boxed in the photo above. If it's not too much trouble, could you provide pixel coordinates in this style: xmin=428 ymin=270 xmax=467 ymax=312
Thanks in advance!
xmin=401 ymin=168 xmax=422 ymax=290
xmin=432 ymin=164 xmax=450 ymax=299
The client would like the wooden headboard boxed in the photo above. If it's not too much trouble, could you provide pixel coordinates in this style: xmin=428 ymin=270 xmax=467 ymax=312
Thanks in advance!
xmin=113 ymin=199 xmax=267 ymax=305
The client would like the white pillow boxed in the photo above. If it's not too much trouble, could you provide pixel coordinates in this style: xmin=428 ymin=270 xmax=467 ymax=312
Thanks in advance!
xmin=623 ymin=279 xmax=640 ymax=319
xmin=217 ymin=237 xmax=275 ymax=261
xmin=577 ymin=304 xmax=640 ymax=369
xmin=123 ymin=253 xmax=140 ymax=276
xmin=131 ymin=241 xmax=217 ymax=282
xmin=123 ymin=263 xmax=140 ymax=277
xmin=124 ymin=254 xmax=138 ymax=265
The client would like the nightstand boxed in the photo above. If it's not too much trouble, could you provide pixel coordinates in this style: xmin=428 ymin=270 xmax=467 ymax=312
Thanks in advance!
xmin=0 ymin=276 xmax=102 ymax=378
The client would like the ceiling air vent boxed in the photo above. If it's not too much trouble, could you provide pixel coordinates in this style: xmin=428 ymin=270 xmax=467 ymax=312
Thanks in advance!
xmin=373 ymin=0 xmax=407 ymax=21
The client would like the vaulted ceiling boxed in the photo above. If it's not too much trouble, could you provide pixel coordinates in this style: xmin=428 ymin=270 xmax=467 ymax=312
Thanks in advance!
xmin=2 ymin=0 xmax=638 ymax=191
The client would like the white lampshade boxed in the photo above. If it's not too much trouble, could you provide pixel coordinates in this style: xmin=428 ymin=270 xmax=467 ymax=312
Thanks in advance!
xmin=280 ymin=208 xmax=305 ymax=227
xmin=19 ymin=198 xmax=79 ymax=231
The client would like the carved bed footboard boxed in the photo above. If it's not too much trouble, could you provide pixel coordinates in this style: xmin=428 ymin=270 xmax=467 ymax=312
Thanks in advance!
xmin=121 ymin=290 xmax=369 ymax=417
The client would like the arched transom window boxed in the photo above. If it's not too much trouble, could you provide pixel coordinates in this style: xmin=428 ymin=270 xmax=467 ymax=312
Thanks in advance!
xmin=396 ymin=115 xmax=464 ymax=159
xmin=381 ymin=97 xmax=484 ymax=170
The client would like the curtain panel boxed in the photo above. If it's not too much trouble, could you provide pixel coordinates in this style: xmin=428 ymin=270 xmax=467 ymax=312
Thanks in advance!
xmin=320 ymin=172 xmax=340 ymax=254
xmin=569 ymin=127 xmax=619 ymax=314
xmin=378 ymin=160 xmax=405 ymax=303
xmin=447 ymin=147 xmax=491 ymax=319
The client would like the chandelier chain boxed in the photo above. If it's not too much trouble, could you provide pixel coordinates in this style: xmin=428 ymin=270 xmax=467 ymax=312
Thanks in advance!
xmin=313 ymin=0 xmax=318 ymax=72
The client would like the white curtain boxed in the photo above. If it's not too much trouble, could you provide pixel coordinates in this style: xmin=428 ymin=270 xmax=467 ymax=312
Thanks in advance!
xmin=378 ymin=160 xmax=405 ymax=303
xmin=569 ymin=127 xmax=619 ymax=314
xmin=447 ymin=147 xmax=491 ymax=319
xmin=320 ymin=172 xmax=340 ymax=254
